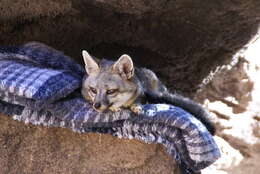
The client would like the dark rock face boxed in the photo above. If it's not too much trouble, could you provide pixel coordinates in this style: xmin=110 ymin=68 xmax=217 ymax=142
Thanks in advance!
xmin=0 ymin=0 xmax=260 ymax=173
xmin=1 ymin=0 xmax=259 ymax=94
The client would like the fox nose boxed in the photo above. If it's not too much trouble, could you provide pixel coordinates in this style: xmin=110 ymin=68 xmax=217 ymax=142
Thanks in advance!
xmin=94 ymin=102 xmax=101 ymax=109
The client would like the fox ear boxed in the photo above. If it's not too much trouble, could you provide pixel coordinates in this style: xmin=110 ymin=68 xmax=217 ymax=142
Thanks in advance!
xmin=113 ymin=54 xmax=134 ymax=79
xmin=82 ymin=50 xmax=99 ymax=75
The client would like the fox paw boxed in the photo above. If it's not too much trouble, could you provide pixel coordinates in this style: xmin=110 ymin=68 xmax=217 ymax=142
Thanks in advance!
xmin=130 ymin=104 xmax=143 ymax=115
xmin=109 ymin=107 xmax=121 ymax=112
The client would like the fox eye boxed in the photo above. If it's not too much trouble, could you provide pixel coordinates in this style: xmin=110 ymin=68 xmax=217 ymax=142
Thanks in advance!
xmin=106 ymin=89 xmax=118 ymax=95
xmin=89 ymin=87 xmax=97 ymax=94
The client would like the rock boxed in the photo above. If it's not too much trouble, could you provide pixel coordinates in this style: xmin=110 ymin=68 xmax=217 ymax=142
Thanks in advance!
xmin=227 ymin=152 xmax=260 ymax=174
xmin=213 ymin=136 xmax=243 ymax=169
xmin=1 ymin=0 xmax=260 ymax=173
xmin=1 ymin=0 xmax=260 ymax=94
xmin=202 ymin=136 xmax=243 ymax=174
xmin=196 ymin=29 xmax=260 ymax=173
xmin=0 ymin=115 xmax=176 ymax=174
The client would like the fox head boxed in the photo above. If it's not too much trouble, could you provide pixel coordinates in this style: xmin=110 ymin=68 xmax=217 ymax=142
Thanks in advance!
xmin=81 ymin=50 xmax=141 ymax=112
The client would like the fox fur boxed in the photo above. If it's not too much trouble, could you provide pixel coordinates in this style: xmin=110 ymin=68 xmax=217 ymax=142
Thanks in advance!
xmin=81 ymin=51 xmax=215 ymax=135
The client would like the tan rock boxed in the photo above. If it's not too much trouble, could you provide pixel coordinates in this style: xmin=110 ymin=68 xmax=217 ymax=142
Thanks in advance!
xmin=202 ymin=136 xmax=243 ymax=174
xmin=0 ymin=115 xmax=176 ymax=174
xmin=197 ymin=29 xmax=260 ymax=174
xmin=0 ymin=0 xmax=260 ymax=173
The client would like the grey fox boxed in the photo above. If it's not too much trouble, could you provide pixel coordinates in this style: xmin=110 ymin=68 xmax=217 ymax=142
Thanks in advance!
xmin=81 ymin=50 xmax=215 ymax=135
xmin=81 ymin=50 xmax=167 ymax=114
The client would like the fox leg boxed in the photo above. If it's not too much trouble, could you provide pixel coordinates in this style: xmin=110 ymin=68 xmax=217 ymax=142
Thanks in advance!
xmin=130 ymin=103 xmax=143 ymax=115
xmin=109 ymin=106 xmax=121 ymax=112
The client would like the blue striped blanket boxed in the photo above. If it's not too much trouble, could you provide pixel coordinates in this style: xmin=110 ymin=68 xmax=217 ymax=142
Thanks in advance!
xmin=0 ymin=42 xmax=220 ymax=174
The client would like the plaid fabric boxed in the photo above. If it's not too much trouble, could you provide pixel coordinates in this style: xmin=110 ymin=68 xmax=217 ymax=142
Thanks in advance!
xmin=0 ymin=42 xmax=84 ymax=109
xmin=0 ymin=42 xmax=220 ymax=173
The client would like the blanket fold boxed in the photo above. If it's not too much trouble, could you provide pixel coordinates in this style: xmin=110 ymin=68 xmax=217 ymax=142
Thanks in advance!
xmin=0 ymin=42 xmax=220 ymax=173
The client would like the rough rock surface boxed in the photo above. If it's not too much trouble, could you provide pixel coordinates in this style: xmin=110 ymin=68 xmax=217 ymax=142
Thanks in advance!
xmin=201 ymin=136 xmax=243 ymax=174
xmin=0 ymin=116 xmax=176 ymax=174
xmin=196 ymin=31 xmax=260 ymax=174
xmin=1 ymin=0 xmax=260 ymax=94
xmin=1 ymin=0 xmax=260 ymax=174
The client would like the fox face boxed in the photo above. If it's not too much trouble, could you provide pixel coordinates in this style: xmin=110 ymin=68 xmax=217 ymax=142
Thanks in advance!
xmin=81 ymin=50 xmax=141 ymax=112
